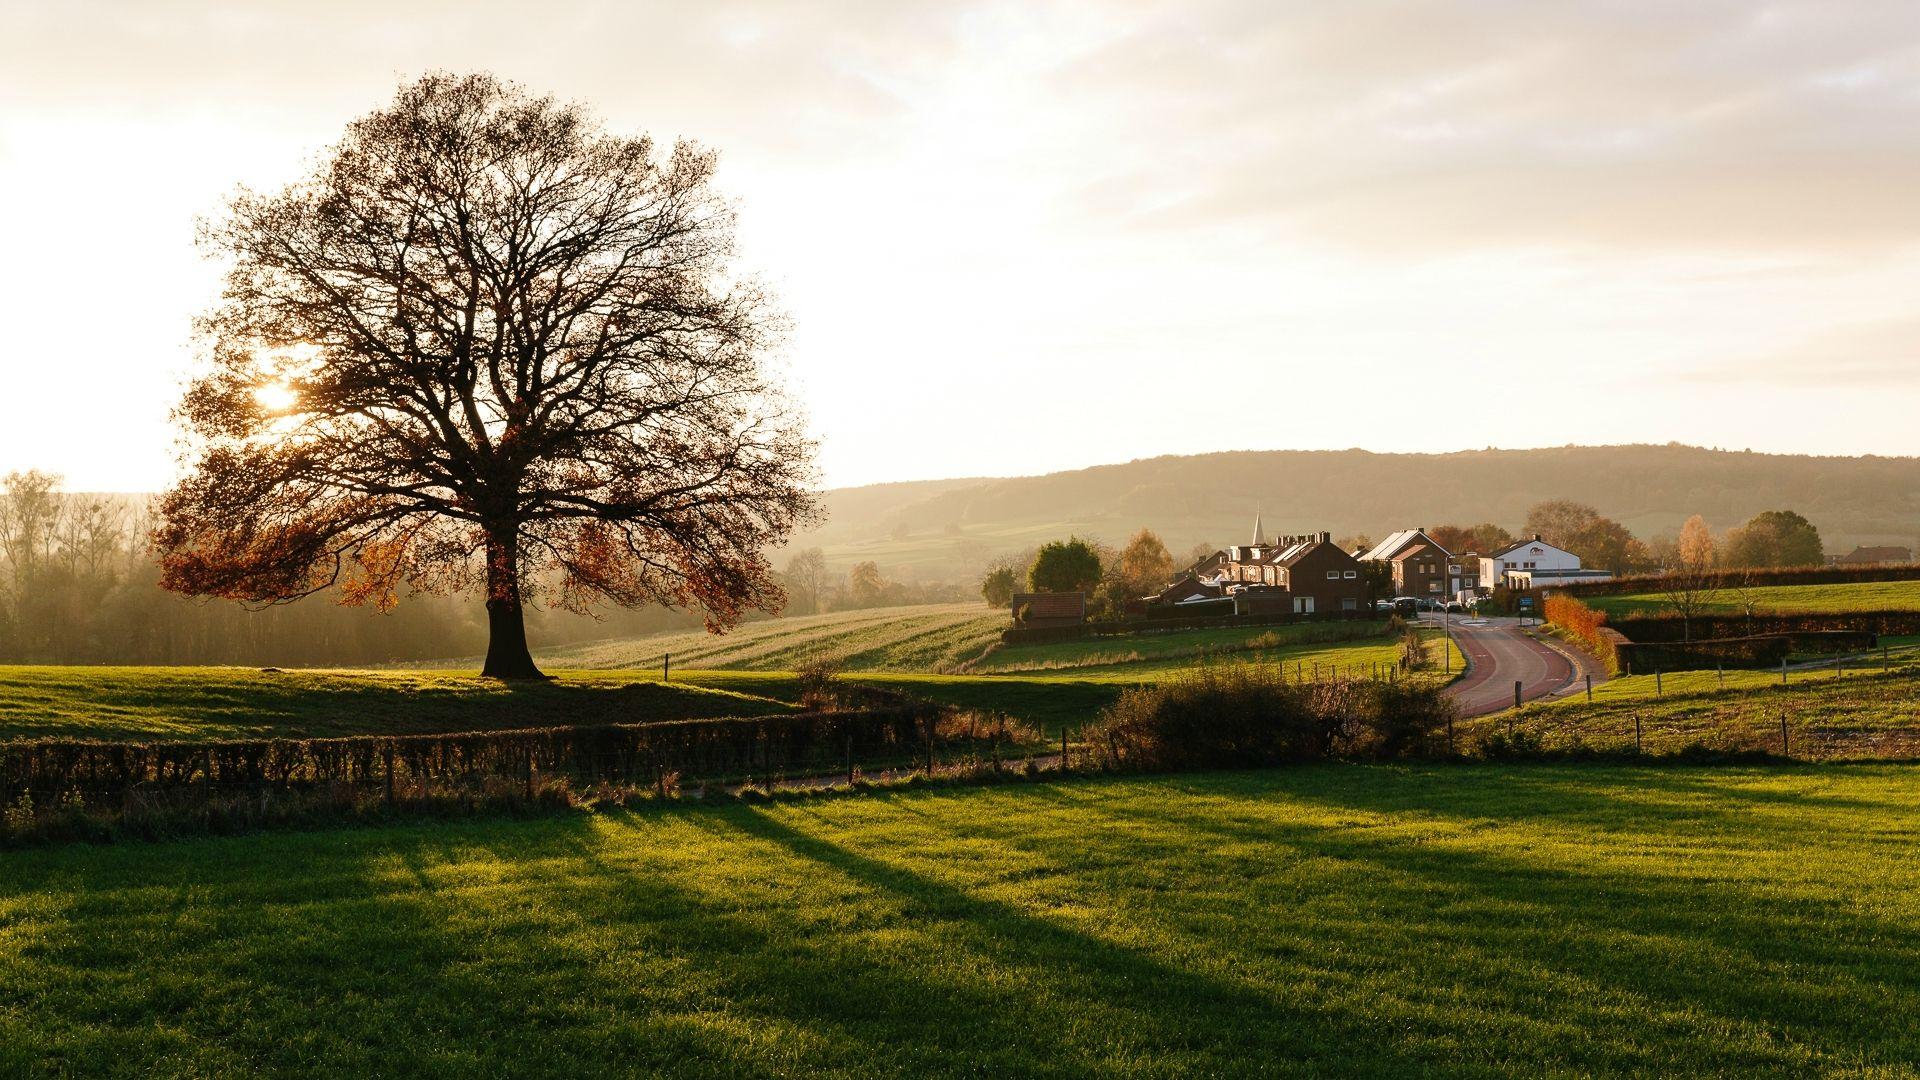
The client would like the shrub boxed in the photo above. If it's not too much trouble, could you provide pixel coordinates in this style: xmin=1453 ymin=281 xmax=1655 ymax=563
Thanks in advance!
xmin=1545 ymin=594 xmax=1621 ymax=673
xmin=796 ymin=655 xmax=848 ymax=710
xmin=1084 ymin=665 xmax=1455 ymax=771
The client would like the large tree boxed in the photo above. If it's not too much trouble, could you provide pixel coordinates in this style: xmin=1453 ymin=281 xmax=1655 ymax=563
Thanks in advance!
xmin=156 ymin=74 xmax=816 ymax=678
xmin=1722 ymin=509 xmax=1823 ymax=568
xmin=1028 ymin=538 xmax=1103 ymax=595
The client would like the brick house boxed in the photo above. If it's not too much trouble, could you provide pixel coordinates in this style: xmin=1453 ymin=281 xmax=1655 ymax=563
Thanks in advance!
xmin=1268 ymin=533 xmax=1368 ymax=614
xmin=1360 ymin=529 xmax=1452 ymax=599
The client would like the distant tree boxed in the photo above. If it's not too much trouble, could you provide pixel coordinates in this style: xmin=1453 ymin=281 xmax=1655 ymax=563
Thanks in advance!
xmin=1467 ymin=522 xmax=1516 ymax=554
xmin=1678 ymin=514 xmax=1719 ymax=569
xmin=782 ymin=548 xmax=829 ymax=616
xmin=848 ymin=561 xmax=886 ymax=608
xmin=1658 ymin=514 xmax=1720 ymax=641
xmin=1722 ymin=510 xmax=1823 ymax=568
xmin=153 ymin=74 xmax=815 ymax=678
xmin=1524 ymin=500 xmax=1600 ymax=550
xmin=980 ymin=565 xmax=1017 ymax=608
xmin=1028 ymin=537 xmax=1103 ymax=594
xmin=1115 ymin=529 xmax=1175 ymax=597
xmin=1337 ymin=534 xmax=1374 ymax=556
xmin=1523 ymin=500 xmax=1647 ymax=573
xmin=1181 ymin=542 xmax=1218 ymax=570
xmin=0 ymin=470 xmax=60 ymax=598
xmin=1427 ymin=525 xmax=1474 ymax=555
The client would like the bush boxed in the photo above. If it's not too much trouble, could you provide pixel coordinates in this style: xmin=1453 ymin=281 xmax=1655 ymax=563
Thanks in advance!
xmin=1084 ymin=665 xmax=1456 ymax=771
xmin=1545 ymin=594 xmax=1622 ymax=673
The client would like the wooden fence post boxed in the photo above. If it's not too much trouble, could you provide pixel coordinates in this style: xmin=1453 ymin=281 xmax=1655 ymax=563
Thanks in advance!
xmin=1635 ymin=714 xmax=1643 ymax=754
xmin=1061 ymin=727 xmax=1069 ymax=771
xmin=1584 ymin=674 xmax=1592 ymax=702
xmin=1781 ymin=656 xmax=1788 ymax=686
xmin=1513 ymin=680 xmax=1522 ymax=710
xmin=1655 ymin=669 xmax=1662 ymax=696
xmin=663 ymin=652 xmax=670 ymax=683
xmin=1781 ymin=713 xmax=1790 ymax=756
xmin=384 ymin=743 xmax=395 ymax=807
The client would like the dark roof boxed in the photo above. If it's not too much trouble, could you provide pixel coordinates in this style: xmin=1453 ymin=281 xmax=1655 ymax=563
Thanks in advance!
xmin=1837 ymin=545 xmax=1912 ymax=564
xmin=1487 ymin=534 xmax=1565 ymax=559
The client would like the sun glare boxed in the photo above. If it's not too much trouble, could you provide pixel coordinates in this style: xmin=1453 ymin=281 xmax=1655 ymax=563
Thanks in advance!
xmin=253 ymin=383 xmax=299 ymax=412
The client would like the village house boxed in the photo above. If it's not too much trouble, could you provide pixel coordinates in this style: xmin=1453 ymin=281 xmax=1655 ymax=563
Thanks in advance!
xmin=1156 ymin=515 xmax=1365 ymax=615
xmin=1359 ymin=529 xmax=1452 ymax=599
xmin=1480 ymin=534 xmax=1612 ymax=590
xmin=1832 ymin=545 xmax=1912 ymax=566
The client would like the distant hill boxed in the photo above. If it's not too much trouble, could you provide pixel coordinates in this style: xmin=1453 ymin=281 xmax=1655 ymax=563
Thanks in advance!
xmin=798 ymin=444 xmax=1920 ymax=582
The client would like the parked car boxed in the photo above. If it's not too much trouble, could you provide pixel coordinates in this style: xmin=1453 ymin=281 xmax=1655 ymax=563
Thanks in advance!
xmin=1390 ymin=597 xmax=1419 ymax=616
xmin=1443 ymin=600 xmax=1465 ymax=613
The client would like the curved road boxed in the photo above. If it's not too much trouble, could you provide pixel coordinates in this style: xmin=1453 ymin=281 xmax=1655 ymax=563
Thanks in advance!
xmin=1442 ymin=617 xmax=1586 ymax=717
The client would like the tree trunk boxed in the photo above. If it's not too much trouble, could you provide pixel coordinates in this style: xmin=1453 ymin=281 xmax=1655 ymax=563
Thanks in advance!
xmin=482 ymin=529 xmax=543 ymax=679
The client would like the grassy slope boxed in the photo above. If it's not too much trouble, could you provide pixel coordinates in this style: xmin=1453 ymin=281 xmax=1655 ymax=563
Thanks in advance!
xmin=0 ymin=667 xmax=793 ymax=743
xmin=4 ymin=766 xmax=1917 ymax=1076
xmin=531 ymin=603 xmax=1006 ymax=673
xmin=1589 ymin=579 xmax=1920 ymax=617
xmin=1506 ymin=667 xmax=1920 ymax=757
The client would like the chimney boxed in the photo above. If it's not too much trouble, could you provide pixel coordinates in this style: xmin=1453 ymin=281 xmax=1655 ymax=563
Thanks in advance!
xmin=1320 ymin=531 xmax=1331 ymax=543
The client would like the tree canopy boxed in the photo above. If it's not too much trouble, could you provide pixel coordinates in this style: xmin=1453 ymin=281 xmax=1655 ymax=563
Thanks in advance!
xmin=1723 ymin=510 xmax=1823 ymax=568
xmin=1028 ymin=538 xmax=1103 ymax=594
xmin=155 ymin=74 xmax=816 ymax=677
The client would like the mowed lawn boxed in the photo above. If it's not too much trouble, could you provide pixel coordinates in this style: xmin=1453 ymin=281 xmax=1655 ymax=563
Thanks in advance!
xmin=3 ymin=766 xmax=1917 ymax=1075
xmin=1589 ymin=578 xmax=1920 ymax=617
xmin=0 ymin=667 xmax=793 ymax=742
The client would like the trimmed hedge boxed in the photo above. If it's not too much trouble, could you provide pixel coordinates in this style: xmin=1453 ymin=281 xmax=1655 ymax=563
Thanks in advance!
xmin=1003 ymin=609 xmax=1381 ymax=646
xmin=1608 ymin=610 xmax=1920 ymax=643
xmin=1553 ymin=563 xmax=1920 ymax=598
xmin=0 ymin=705 xmax=946 ymax=807
xmin=1544 ymin=595 xmax=1620 ymax=673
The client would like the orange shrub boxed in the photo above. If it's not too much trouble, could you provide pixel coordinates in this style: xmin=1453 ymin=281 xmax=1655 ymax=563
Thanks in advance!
xmin=1544 ymin=594 xmax=1620 ymax=673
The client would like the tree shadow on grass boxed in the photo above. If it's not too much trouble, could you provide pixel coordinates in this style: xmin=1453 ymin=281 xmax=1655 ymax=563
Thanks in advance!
xmin=1072 ymin=770 xmax=1920 ymax=1073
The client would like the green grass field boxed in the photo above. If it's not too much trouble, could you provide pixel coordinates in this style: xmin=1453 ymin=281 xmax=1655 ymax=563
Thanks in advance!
xmin=4 ymin=766 xmax=1916 ymax=1075
xmin=0 ymin=667 xmax=793 ymax=743
xmin=1508 ymin=666 xmax=1920 ymax=758
xmin=1589 ymin=579 xmax=1920 ymax=617
xmin=529 ymin=603 xmax=1007 ymax=674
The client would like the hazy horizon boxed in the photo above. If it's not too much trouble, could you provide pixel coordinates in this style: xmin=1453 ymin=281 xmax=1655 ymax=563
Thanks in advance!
xmin=7 ymin=1 xmax=1920 ymax=491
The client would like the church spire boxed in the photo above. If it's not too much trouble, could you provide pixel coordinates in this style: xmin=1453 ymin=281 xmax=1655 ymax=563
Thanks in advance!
xmin=1252 ymin=508 xmax=1266 ymax=547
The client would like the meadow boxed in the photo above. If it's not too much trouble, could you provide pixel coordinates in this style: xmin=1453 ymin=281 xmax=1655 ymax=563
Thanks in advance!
xmin=3 ymin=766 xmax=1916 ymax=1076
xmin=1504 ymin=666 xmax=1920 ymax=758
xmin=0 ymin=667 xmax=793 ymax=743
xmin=524 ymin=603 xmax=1006 ymax=673
xmin=1588 ymin=578 xmax=1920 ymax=617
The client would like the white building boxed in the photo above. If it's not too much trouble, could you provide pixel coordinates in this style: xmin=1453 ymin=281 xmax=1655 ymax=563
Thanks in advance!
xmin=1480 ymin=535 xmax=1592 ymax=590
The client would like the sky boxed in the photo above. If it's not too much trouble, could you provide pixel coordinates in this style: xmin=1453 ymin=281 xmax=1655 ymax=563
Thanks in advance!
xmin=4 ymin=0 xmax=1920 ymax=492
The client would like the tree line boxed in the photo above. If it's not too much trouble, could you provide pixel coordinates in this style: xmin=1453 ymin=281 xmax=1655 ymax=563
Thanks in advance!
xmin=0 ymin=472 xmax=707 ymax=666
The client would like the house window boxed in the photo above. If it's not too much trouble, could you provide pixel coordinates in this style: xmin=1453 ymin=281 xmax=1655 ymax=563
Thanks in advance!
xmin=1343 ymin=570 xmax=1357 ymax=579
xmin=1294 ymin=596 xmax=1316 ymax=614
xmin=1427 ymin=581 xmax=1442 ymax=593
xmin=1523 ymin=561 xmax=1536 ymax=569
xmin=1326 ymin=570 xmax=1339 ymax=580
xmin=1342 ymin=597 xmax=1358 ymax=611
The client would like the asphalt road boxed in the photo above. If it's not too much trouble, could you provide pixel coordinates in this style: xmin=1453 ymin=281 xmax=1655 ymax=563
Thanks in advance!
xmin=1442 ymin=616 xmax=1582 ymax=717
